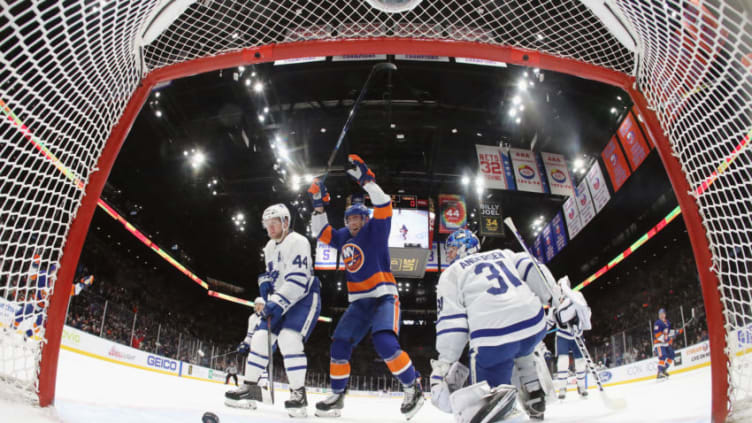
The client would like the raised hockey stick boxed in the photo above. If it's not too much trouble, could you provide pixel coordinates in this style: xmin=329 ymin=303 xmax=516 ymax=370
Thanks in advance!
xmin=267 ymin=315 xmax=275 ymax=404
xmin=320 ymin=62 xmax=397 ymax=183
xmin=503 ymin=217 xmax=627 ymax=411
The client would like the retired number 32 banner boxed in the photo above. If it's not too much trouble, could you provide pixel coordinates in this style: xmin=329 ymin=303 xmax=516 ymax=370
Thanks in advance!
xmin=439 ymin=194 xmax=467 ymax=234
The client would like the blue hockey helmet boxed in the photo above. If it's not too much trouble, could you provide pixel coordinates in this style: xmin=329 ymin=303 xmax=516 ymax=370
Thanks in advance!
xmin=344 ymin=203 xmax=370 ymax=224
xmin=446 ymin=229 xmax=480 ymax=262
xmin=658 ymin=308 xmax=666 ymax=316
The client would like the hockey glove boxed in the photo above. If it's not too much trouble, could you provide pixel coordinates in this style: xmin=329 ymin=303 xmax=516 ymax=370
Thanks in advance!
xmin=346 ymin=154 xmax=375 ymax=186
xmin=260 ymin=301 xmax=284 ymax=329
xmin=258 ymin=273 xmax=274 ymax=301
xmin=430 ymin=359 xmax=470 ymax=413
xmin=237 ymin=341 xmax=250 ymax=354
xmin=307 ymin=178 xmax=330 ymax=209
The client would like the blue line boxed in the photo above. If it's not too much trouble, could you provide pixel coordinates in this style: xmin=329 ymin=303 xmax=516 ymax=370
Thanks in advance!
xmin=470 ymin=309 xmax=544 ymax=339
xmin=250 ymin=351 xmax=268 ymax=360
xmin=248 ymin=362 xmax=266 ymax=370
xmin=276 ymin=293 xmax=291 ymax=304
xmin=287 ymin=365 xmax=307 ymax=372
xmin=436 ymin=313 xmax=467 ymax=324
xmin=286 ymin=272 xmax=307 ymax=279
xmin=515 ymin=257 xmax=528 ymax=268
xmin=436 ymin=328 xmax=469 ymax=336
xmin=284 ymin=354 xmax=306 ymax=359
xmin=285 ymin=279 xmax=307 ymax=289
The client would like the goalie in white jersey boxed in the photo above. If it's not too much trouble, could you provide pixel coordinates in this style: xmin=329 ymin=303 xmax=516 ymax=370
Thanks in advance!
xmin=431 ymin=229 xmax=547 ymax=422
xmin=225 ymin=204 xmax=321 ymax=417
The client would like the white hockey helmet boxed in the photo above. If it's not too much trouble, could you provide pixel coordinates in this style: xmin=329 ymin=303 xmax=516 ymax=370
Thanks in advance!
xmin=558 ymin=276 xmax=571 ymax=290
xmin=262 ymin=203 xmax=291 ymax=230
xmin=254 ymin=297 xmax=265 ymax=306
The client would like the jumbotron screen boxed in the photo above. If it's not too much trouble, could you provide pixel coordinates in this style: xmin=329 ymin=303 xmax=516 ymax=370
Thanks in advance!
xmin=368 ymin=208 xmax=430 ymax=249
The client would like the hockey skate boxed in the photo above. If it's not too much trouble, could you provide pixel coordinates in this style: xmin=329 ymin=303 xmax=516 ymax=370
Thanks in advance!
xmin=577 ymin=385 xmax=589 ymax=398
xmin=315 ymin=391 xmax=345 ymax=417
xmin=224 ymin=381 xmax=271 ymax=409
xmin=656 ymin=369 xmax=669 ymax=381
xmin=557 ymin=387 xmax=566 ymax=400
xmin=520 ymin=387 xmax=545 ymax=420
xmin=400 ymin=379 xmax=425 ymax=420
xmin=285 ymin=387 xmax=308 ymax=418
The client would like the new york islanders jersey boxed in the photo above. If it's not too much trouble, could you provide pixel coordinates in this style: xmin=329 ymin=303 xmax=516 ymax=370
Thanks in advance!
xmin=435 ymin=249 xmax=545 ymax=363
xmin=263 ymin=232 xmax=319 ymax=313
xmin=653 ymin=318 xmax=674 ymax=347
xmin=316 ymin=201 xmax=397 ymax=302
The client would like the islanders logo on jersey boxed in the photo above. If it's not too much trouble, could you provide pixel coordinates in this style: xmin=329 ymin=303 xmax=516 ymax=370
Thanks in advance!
xmin=518 ymin=165 xmax=535 ymax=179
xmin=592 ymin=177 xmax=601 ymax=190
xmin=342 ymin=243 xmax=365 ymax=273
xmin=550 ymin=168 xmax=567 ymax=183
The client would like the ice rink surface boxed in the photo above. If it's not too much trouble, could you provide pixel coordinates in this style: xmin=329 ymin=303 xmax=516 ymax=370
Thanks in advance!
xmin=2 ymin=348 xmax=711 ymax=423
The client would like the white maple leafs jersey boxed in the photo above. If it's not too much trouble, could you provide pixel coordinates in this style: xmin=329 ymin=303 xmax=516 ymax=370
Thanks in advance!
xmin=263 ymin=232 xmax=313 ymax=313
xmin=436 ymin=249 xmax=546 ymax=363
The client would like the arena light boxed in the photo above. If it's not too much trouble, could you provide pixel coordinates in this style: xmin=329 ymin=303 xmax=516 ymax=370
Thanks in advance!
xmin=451 ymin=128 xmax=458 ymax=134
xmin=154 ymin=110 xmax=162 ymax=118
xmin=475 ymin=175 xmax=483 ymax=186
xmin=304 ymin=174 xmax=314 ymax=183
xmin=258 ymin=114 xmax=265 ymax=122
xmin=245 ymin=78 xmax=251 ymax=86
xmin=461 ymin=175 xmax=470 ymax=186
xmin=320 ymin=127 xmax=326 ymax=133
xmin=253 ymin=81 xmax=263 ymax=93
xmin=190 ymin=151 xmax=205 ymax=169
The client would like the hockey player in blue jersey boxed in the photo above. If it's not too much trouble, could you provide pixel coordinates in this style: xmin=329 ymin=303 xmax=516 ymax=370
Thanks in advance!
xmin=654 ymin=308 xmax=681 ymax=380
xmin=430 ymin=229 xmax=547 ymax=422
xmin=308 ymin=155 xmax=424 ymax=420
xmin=224 ymin=204 xmax=321 ymax=417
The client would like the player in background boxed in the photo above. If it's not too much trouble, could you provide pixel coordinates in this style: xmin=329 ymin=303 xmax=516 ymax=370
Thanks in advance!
xmin=308 ymin=155 xmax=424 ymax=420
xmin=235 ymin=297 xmax=270 ymax=387
xmin=225 ymin=204 xmax=321 ymax=417
xmin=430 ymin=230 xmax=547 ymax=422
xmin=551 ymin=276 xmax=592 ymax=399
xmin=12 ymin=254 xmax=93 ymax=339
xmin=653 ymin=308 xmax=681 ymax=380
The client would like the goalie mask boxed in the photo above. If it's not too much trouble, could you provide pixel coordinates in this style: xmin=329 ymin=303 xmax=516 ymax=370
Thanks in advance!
xmin=446 ymin=229 xmax=480 ymax=263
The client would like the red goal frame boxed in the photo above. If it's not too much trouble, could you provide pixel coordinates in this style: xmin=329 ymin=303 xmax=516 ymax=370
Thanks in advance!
xmin=38 ymin=38 xmax=729 ymax=422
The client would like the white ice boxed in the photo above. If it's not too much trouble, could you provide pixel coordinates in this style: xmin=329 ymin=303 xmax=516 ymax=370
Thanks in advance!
xmin=2 ymin=348 xmax=711 ymax=423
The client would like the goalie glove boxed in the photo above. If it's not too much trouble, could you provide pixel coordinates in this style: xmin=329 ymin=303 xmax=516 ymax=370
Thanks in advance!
xmin=346 ymin=154 xmax=375 ymax=186
xmin=307 ymin=178 xmax=330 ymax=209
xmin=430 ymin=359 xmax=470 ymax=413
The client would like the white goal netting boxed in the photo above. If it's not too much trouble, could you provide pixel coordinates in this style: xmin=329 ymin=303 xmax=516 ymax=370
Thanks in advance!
xmin=0 ymin=0 xmax=749 ymax=419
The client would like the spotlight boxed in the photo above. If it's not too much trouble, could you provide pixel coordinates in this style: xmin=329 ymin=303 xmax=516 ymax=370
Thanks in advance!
xmin=253 ymin=82 xmax=263 ymax=92
xmin=512 ymin=95 xmax=521 ymax=105
xmin=451 ymin=128 xmax=458 ymax=134
xmin=461 ymin=175 xmax=470 ymax=186
xmin=155 ymin=110 xmax=162 ymax=118
xmin=258 ymin=114 xmax=265 ymax=122
xmin=245 ymin=79 xmax=251 ymax=86
xmin=304 ymin=174 xmax=314 ymax=183
xmin=475 ymin=175 xmax=483 ymax=186
xmin=263 ymin=107 xmax=269 ymax=114
xmin=190 ymin=151 xmax=206 ymax=169
xmin=574 ymin=158 xmax=584 ymax=168
xmin=515 ymin=117 xmax=521 ymax=124
xmin=320 ymin=128 xmax=327 ymax=133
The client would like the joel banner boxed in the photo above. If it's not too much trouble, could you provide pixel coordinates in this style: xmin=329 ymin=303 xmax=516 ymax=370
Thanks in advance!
xmin=479 ymin=199 xmax=504 ymax=237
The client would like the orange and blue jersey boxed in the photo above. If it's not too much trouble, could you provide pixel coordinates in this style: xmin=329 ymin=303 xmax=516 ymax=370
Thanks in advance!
xmin=318 ymin=201 xmax=398 ymax=302
xmin=653 ymin=318 xmax=672 ymax=347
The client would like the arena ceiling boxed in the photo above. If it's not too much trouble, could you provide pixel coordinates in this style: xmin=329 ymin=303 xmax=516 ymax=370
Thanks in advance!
xmin=89 ymin=57 xmax=682 ymax=315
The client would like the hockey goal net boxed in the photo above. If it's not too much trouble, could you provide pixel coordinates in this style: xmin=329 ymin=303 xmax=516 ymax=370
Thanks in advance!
xmin=0 ymin=0 xmax=749 ymax=420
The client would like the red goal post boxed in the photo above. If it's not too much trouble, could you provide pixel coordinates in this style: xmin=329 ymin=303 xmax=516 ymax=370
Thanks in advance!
xmin=1 ymin=2 xmax=748 ymax=422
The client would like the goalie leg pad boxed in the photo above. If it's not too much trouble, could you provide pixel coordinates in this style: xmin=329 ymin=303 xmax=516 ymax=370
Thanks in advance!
xmin=513 ymin=353 xmax=546 ymax=419
xmin=450 ymin=382 xmax=518 ymax=423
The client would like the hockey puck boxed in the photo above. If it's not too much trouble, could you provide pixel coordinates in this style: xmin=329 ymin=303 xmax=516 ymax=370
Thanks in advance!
xmin=202 ymin=411 xmax=219 ymax=423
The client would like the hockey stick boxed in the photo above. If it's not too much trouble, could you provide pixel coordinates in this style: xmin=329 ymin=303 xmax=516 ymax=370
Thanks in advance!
xmin=267 ymin=315 xmax=275 ymax=404
xmin=503 ymin=217 xmax=627 ymax=411
xmin=320 ymin=62 xmax=397 ymax=183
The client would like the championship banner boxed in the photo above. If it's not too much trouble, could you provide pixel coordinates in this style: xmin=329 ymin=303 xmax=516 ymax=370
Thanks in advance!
xmin=314 ymin=242 xmax=338 ymax=270
xmin=617 ymin=111 xmax=651 ymax=171
xmin=475 ymin=145 xmax=515 ymax=190
xmin=542 ymin=222 xmax=555 ymax=263
xmin=540 ymin=152 xmax=575 ymax=197
xmin=509 ymin=148 xmax=545 ymax=193
xmin=439 ymin=194 xmax=467 ymax=234
xmin=533 ymin=235 xmax=545 ymax=263
xmin=552 ymin=211 xmax=568 ymax=255
xmin=585 ymin=162 xmax=611 ymax=213
xmin=479 ymin=199 xmax=504 ymax=237
xmin=535 ymin=153 xmax=550 ymax=194
xmin=601 ymin=136 xmax=632 ymax=192
xmin=426 ymin=242 xmax=439 ymax=272
xmin=575 ymin=180 xmax=596 ymax=228
xmin=563 ymin=196 xmax=583 ymax=239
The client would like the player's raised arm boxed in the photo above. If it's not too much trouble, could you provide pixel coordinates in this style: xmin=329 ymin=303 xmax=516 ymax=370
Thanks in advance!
xmin=346 ymin=154 xmax=391 ymax=217
xmin=307 ymin=178 xmax=344 ymax=250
